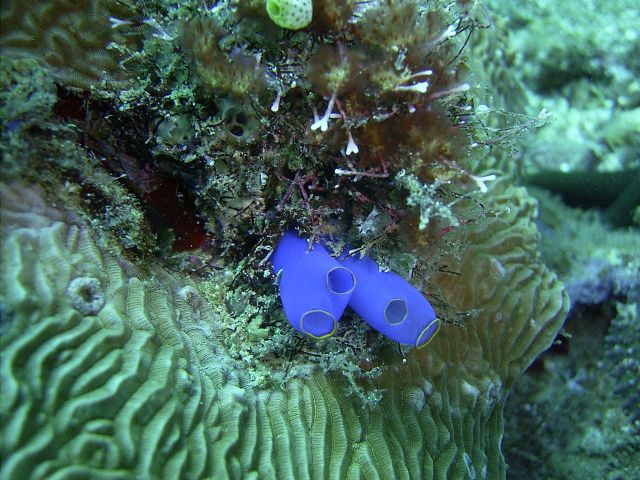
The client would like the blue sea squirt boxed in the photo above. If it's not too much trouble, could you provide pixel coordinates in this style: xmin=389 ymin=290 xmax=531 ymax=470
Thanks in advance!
xmin=270 ymin=231 xmax=356 ymax=338
xmin=340 ymin=252 xmax=441 ymax=348
xmin=271 ymin=230 xmax=440 ymax=347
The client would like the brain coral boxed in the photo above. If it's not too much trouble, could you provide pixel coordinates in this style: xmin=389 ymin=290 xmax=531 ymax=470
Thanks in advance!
xmin=0 ymin=178 xmax=567 ymax=479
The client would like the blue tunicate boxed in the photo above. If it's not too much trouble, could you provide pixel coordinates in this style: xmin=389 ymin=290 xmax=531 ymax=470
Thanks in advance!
xmin=339 ymin=253 xmax=440 ymax=348
xmin=271 ymin=231 xmax=355 ymax=339
xmin=271 ymin=231 xmax=440 ymax=347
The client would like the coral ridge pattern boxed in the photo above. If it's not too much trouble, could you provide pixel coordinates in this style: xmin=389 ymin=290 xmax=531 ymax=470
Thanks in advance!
xmin=0 ymin=180 xmax=568 ymax=479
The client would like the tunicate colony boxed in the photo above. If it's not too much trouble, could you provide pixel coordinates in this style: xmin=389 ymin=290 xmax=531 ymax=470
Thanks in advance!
xmin=271 ymin=231 xmax=441 ymax=347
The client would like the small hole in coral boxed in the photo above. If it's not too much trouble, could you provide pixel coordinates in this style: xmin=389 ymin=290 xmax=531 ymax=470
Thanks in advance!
xmin=228 ymin=124 xmax=245 ymax=137
xmin=79 ymin=286 xmax=97 ymax=302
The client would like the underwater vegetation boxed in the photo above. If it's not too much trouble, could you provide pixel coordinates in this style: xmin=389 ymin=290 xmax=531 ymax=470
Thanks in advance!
xmin=15 ymin=0 xmax=640 ymax=478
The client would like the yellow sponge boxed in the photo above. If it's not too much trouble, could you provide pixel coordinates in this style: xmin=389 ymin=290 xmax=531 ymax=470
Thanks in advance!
xmin=266 ymin=0 xmax=312 ymax=30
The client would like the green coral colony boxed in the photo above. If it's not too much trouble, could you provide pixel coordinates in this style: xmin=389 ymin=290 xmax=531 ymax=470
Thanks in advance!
xmin=0 ymin=1 xmax=569 ymax=479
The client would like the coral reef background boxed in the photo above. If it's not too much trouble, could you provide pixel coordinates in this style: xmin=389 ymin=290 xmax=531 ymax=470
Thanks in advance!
xmin=482 ymin=0 xmax=640 ymax=478
xmin=0 ymin=0 xmax=637 ymax=479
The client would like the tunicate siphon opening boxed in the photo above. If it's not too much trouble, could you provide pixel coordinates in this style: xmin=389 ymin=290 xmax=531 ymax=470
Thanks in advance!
xmin=384 ymin=298 xmax=408 ymax=325
xmin=416 ymin=318 xmax=441 ymax=348
xmin=326 ymin=266 xmax=356 ymax=295
xmin=300 ymin=310 xmax=336 ymax=338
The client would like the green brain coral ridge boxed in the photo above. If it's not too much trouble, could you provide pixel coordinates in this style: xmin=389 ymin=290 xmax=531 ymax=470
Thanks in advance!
xmin=0 ymin=179 xmax=568 ymax=479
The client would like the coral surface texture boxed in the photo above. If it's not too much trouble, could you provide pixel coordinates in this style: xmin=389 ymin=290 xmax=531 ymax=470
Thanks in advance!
xmin=0 ymin=180 xmax=568 ymax=479
xmin=11 ymin=0 xmax=639 ymax=478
